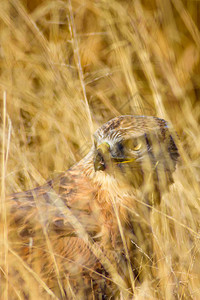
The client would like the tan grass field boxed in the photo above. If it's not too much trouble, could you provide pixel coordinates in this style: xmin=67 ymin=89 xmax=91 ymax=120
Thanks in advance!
xmin=0 ymin=0 xmax=200 ymax=299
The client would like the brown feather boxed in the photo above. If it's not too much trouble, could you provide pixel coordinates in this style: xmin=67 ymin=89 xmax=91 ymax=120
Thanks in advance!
xmin=5 ymin=115 xmax=179 ymax=299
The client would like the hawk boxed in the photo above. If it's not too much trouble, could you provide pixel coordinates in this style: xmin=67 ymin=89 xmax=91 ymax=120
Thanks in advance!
xmin=3 ymin=115 xmax=179 ymax=299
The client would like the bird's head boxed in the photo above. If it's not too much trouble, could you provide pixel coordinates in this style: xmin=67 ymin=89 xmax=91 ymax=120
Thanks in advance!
xmin=93 ymin=115 xmax=179 ymax=202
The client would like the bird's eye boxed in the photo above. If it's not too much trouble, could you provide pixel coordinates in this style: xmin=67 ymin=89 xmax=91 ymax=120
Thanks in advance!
xmin=124 ymin=138 xmax=142 ymax=152
xmin=132 ymin=142 xmax=142 ymax=151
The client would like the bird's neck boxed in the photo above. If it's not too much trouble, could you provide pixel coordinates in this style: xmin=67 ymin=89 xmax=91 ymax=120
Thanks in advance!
xmin=77 ymin=150 xmax=136 ymax=221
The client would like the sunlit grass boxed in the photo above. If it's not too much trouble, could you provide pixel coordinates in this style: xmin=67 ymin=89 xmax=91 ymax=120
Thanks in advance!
xmin=0 ymin=0 xmax=200 ymax=299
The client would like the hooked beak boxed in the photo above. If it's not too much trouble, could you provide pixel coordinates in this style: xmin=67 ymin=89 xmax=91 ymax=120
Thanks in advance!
xmin=94 ymin=142 xmax=110 ymax=172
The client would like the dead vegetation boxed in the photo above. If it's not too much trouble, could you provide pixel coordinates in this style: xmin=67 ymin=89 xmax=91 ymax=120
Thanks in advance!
xmin=0 ymin=0 xmax=200 ymax=299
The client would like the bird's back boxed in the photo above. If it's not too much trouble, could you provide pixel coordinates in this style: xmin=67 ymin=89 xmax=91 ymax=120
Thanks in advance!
xmin=5 ymin=162 xmax=116 ymax=299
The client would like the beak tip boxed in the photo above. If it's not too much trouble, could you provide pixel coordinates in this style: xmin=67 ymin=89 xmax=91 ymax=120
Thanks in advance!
xmin=94 ymin=162 xmax=106 ymax=172
xmin=94 ymin=142 xmax=110 ymax=172
xmin=94 ymin=154 xmax=106 ymax=172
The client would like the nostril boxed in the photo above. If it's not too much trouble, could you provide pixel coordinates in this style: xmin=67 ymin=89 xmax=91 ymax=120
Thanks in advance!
xmin=94 ymin=152 xmax=106 ymax=172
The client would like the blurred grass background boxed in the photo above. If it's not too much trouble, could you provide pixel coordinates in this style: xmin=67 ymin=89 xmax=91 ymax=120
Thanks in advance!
xmin=0 ymin=0 xmax=200 ymax=299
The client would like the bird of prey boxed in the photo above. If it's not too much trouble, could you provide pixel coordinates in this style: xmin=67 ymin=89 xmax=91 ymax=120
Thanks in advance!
xmin=3 ymin=115 xmax=179 ymax=299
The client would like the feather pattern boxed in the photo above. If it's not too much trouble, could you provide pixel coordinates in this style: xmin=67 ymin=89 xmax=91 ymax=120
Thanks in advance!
xmin=6 ymin=115 xmax=179 ymax=299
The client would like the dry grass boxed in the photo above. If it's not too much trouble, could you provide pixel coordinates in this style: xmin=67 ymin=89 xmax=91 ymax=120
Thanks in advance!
xmin=0 ymin=0 xmax=200 ymax=299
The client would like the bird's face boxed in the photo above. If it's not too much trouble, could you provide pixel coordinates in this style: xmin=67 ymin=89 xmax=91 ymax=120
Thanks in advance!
xmin=93 ymin=115 xmax=179 ymax=198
